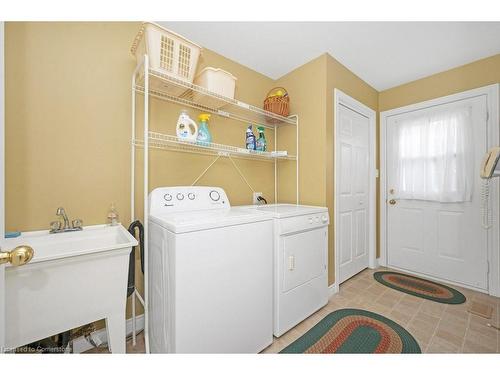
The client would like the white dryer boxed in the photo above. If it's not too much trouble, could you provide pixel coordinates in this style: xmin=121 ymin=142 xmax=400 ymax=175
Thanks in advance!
xmin=245 ymin=204 xmax=329 ymax=337
xmin=148 ymin=186 xmax=274 ymax=353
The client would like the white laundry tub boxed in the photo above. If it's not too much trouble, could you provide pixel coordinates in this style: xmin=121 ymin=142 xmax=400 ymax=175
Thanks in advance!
xmin=2 ymin=224 xmax=137 ymax=353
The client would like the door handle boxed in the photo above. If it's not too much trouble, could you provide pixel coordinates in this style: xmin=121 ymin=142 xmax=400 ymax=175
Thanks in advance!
xmin=389 ymin=199 xmax=397 ymax=205
xmin=0 ymin=245 xmax=34 ymax=266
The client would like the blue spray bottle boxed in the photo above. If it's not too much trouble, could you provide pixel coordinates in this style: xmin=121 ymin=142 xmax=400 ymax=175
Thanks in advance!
xmin=246 ymin=125 xmax=256 ymax=150
xmin=196 ymin=113 xmax=212 ymax=146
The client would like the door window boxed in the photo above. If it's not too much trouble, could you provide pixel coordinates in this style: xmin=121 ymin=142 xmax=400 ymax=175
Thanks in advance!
xmin=392 ymin=105 xmax=474 ymax=202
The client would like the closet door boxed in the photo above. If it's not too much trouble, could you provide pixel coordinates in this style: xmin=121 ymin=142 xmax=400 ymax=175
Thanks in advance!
xmin=337 ymin=104 xmax=371 ymax=284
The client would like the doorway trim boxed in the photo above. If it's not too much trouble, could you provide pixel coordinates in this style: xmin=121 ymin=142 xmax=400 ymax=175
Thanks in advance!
xmin=0 ymin=21 xmax=5 ymax=352
xmin=379 ymin=84 xmax=500 ymax=297
xmin=0 ymin=21 xmax=4 ymax=238
xmin=333 ymin=89 xmax=377 ymax=290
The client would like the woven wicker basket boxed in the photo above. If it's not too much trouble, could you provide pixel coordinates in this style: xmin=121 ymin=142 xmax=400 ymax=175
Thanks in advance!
xmin=264 ymin=87 xmax=290 ymax=117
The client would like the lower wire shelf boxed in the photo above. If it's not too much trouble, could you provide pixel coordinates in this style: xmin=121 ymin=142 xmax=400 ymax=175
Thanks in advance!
xmin=133 ymin=131 xmax=296 ymax=162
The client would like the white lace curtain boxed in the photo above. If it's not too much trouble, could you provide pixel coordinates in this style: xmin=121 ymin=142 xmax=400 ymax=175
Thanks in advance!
xmin=392 ymin=106 xmax=474 ymax=202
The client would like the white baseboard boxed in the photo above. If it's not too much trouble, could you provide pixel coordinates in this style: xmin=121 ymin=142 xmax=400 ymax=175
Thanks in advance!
xmin=72 ymin=314 xmax=145 ymax=354
xmin=328 ymin=283 xmax=339 ymax=297
xmin=369 ymin=258 xmax=380 ymax=269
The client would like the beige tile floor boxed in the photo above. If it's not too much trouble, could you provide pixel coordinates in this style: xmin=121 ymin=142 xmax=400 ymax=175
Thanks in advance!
xmin=263 ymin=267 xmax=500 ymax=354
xmin=86 ymin=267 xmax=500 ymax=354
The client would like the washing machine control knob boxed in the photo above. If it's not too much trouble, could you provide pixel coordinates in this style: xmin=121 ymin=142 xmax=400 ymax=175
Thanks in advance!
xmin=188 ymin=193 xmax=195 ymax=200
xmin=308 ymin=217 xmax=313 ymax=224
xmin=164 ymin=194 xmax=172 ymax=201
xmin=209 ymin=190 xmax=220 ymax=201
xmin=322 ymin=215 xmax=328 ymax=223
xmin=177 ymin=193 xmax=184 ymax=200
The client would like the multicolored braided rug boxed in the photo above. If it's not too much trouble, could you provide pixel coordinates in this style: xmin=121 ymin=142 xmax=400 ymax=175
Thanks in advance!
xmin=280 ymin=309 xmax=421 ymax=354
xmin=374 ymin=271 xmax=466 ymax=304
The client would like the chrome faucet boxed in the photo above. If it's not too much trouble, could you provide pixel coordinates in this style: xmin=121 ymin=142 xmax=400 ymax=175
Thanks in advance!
xmin=50 ymin=207 xmax=83 ymax=234
xmin=56 ymin=207 xmax=70 ymax=230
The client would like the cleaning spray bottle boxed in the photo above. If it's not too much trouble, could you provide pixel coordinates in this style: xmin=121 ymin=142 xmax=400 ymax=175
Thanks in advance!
xmin=196 ymin=113 xmax=212 ymax=146
xmin=256 ymin=126 xmax=267 ymax=152
xmin=246 ymin=125 xmax=256 ymax=150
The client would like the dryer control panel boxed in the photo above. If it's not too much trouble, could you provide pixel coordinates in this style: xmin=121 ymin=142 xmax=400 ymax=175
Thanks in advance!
xmin=149 ymin=186 xmax=230 ymax=215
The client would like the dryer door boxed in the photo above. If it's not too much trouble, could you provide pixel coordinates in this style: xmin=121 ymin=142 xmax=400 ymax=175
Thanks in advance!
xmin=282 ymin=227 xmax=327 ymax=292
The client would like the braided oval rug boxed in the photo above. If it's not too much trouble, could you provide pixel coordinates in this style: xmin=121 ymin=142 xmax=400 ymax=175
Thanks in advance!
xmin=374 ymin=271 xmax=466 ymax=304
xmin=280 ymin=308 xmax=421 ymax=354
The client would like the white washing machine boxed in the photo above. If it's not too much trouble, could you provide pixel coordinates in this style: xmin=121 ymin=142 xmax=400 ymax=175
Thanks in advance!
xmin=244 ymin=204 xmax=329 ymax=337
xmin=148 ymin=186 xmax=274 ymax=353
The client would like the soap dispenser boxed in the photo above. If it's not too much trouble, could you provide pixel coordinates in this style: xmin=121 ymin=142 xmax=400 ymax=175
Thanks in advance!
xmin=107 ymin=203 xmax=119 ymax=226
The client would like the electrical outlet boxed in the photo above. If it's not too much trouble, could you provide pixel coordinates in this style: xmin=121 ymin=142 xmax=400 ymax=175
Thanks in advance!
xmin=253 ymin=192 xmax=263 ymax=205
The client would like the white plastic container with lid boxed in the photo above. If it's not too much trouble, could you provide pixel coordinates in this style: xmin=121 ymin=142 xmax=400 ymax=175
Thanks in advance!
xmin=193 ymin=67 xmax=237 ymax=107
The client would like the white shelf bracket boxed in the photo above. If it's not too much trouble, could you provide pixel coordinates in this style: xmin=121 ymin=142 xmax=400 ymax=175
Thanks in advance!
xmin=191 ymin=155 xmax=222 ymax=186
xmin=228 ymin=155 xmax=255 ymax=193
xmin=189 ymin=152 xmax=255 ymax=194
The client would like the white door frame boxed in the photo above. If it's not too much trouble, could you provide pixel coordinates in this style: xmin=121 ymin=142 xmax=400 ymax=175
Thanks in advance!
xmin=379 ymin=84 xmax=500 ymax=297
xmin=0 ymin=21 xmax=5 ymax=352
xmin=334 ymin=89 xmax=377 ymax=290
xmin=0 ymin=21 xmax=4 ymax=239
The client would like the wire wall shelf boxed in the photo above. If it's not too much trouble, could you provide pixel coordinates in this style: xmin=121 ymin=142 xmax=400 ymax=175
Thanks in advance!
xmin=130 ymin=55 xmax=299 ymax=353
xmin=134 ymin=131 xmax=296 ymax=162
xmin=134 ymin=69 xmax=297 ymax=128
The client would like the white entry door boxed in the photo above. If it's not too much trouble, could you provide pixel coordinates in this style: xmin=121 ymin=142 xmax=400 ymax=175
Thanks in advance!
xmin=337 ymin=103 xmax=371 ymax=283
xmin=386 ymin=96 xmax=489 ymax=290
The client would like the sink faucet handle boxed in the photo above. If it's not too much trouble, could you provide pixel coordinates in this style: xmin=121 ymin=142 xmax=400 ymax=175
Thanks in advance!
xmin=50 ymin=221 xmax=61 ymax=231
xmin=72 ymin=219 xmax=83 ymax=229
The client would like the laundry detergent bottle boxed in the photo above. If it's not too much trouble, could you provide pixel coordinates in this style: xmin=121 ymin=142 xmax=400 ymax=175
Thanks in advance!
xmin=256 ymin=126 xmax=267 ymax=151
xmin=176 ymin=110 xmax=198 ymax=142
xmin=196 ymin=113 xmax=212 ymax=146
xmin=246 ymin=125 xmax=256 ymax=150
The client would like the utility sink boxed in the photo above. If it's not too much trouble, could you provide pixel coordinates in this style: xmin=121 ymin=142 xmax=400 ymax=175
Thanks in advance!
xmin=2 ymin=224 xmax=138 ymax=353
xmin=2 ymin=224 xmax=137 ymax=265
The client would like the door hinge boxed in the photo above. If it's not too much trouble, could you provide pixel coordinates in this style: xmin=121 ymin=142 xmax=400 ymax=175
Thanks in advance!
xmin=487 ymin=260 xmax=490 ymax=274
xmin=486 ymin=110 xmax=489 ymax=122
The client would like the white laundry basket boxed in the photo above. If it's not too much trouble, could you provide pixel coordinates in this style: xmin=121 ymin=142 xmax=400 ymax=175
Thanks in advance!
xmin=131 ymin=22 xmax=202 ymax=85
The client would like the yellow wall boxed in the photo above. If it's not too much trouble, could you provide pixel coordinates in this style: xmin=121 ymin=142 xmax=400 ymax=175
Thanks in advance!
xmin=379 ymin=54 xmax=500 ymax=111
xmin=6 ymin=22 xmax=500 ymax=308
xmin=275 ymin=53 xmax=379 ymax=285
xmin=275 ymin=55 xmax=327 ymax=206
xmin=5 ymin=22 xmax=281 ymax=322
xmin=5 ymin=22 xmax=279 ymax=232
